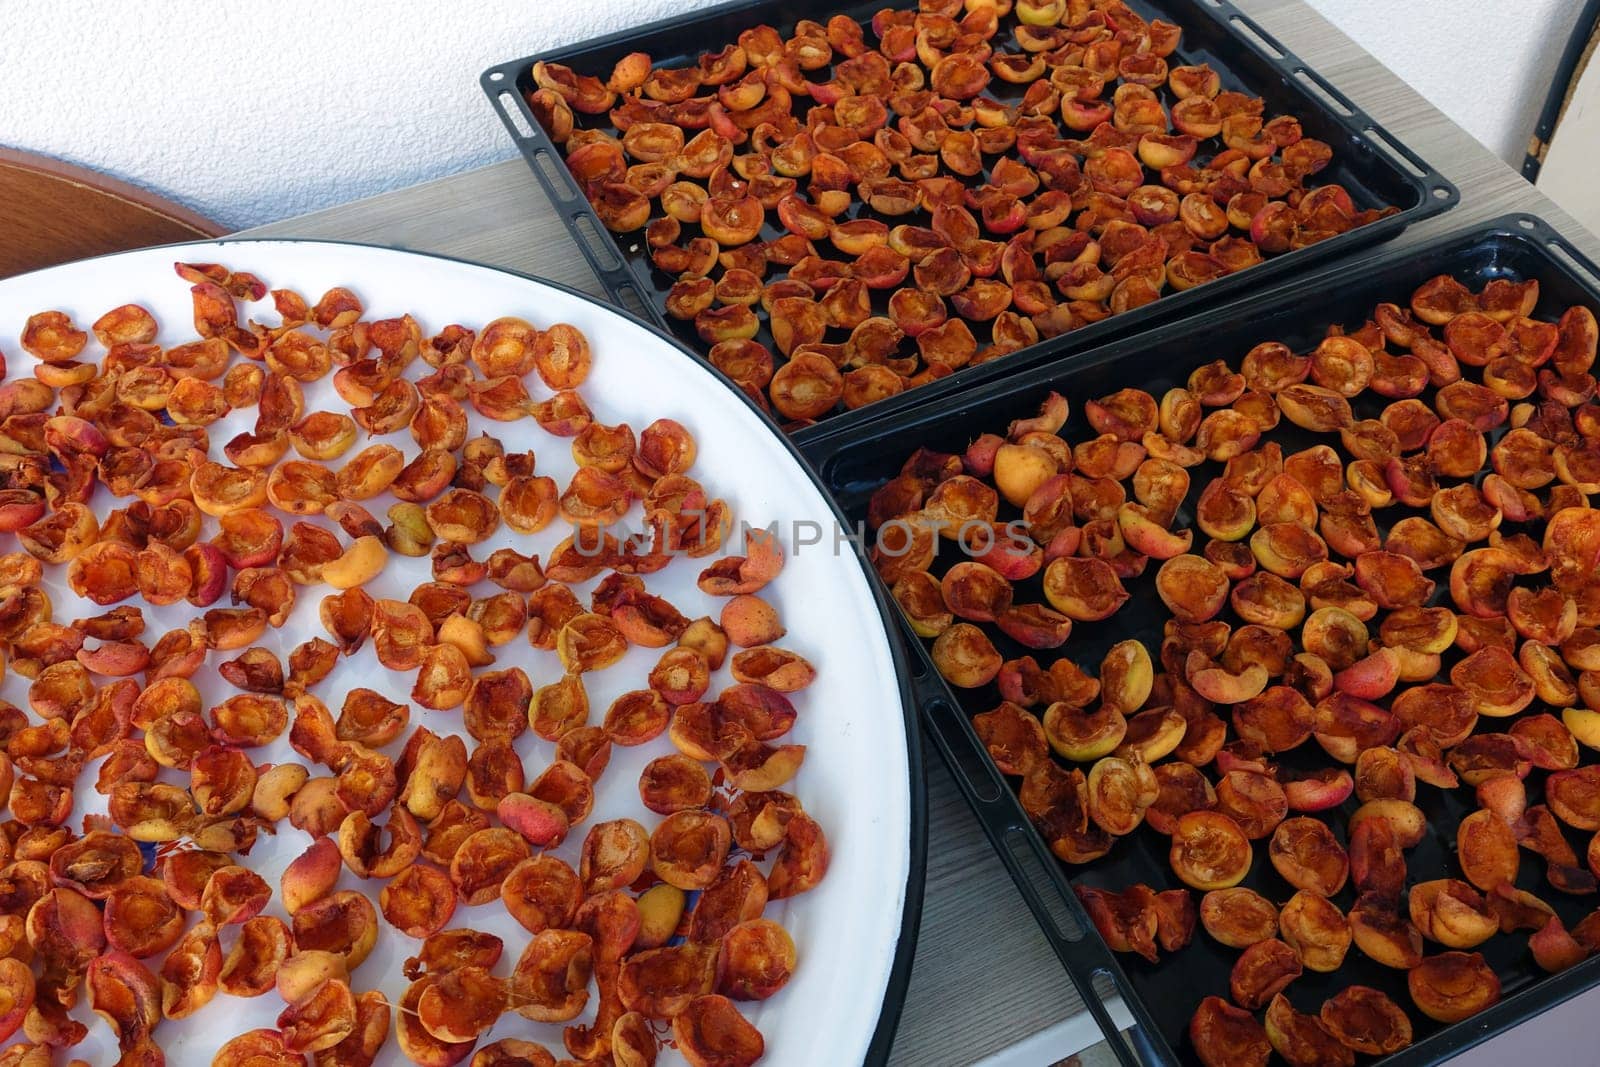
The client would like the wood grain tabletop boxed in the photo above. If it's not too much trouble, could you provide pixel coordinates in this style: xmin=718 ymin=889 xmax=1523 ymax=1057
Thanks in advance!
xmin=244 ymin=0 xmax=1600 ymax=1062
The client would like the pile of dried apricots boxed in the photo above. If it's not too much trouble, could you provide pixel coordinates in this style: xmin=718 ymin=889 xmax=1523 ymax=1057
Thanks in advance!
xmin=0 ymin=261 xmax=827 ymax=1066
xmin=869 ymin=271 xmax=1600 ymax=1065
xmin=526 ymin=0 xmax=1395 ymax=427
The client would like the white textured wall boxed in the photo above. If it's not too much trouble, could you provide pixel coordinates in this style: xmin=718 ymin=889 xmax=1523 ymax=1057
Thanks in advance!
xmin=0 ymin=0 xmax=1579 ymax=230
xmin=1306 ymin=0 xmax=1582 ymax=168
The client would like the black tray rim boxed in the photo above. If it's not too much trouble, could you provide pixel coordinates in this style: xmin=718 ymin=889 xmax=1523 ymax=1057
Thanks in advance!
xmin=479 ymin=0 xmax=1460 ymax=445
xmin=2 ymin=234 xmax=932 ymax=1067
xmin=796 ymin=211 xmax=1600 ymax=1067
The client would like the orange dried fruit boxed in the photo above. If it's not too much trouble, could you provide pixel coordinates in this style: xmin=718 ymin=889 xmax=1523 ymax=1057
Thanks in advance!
xmin=1189 ymin=996 xmax=1269 ymax=1067
xmin=1170 ymin=811 xmax=1252 ymax=889
xmin=509 ymin=929 xmax=594 ymax=1023
xmin=1319 ymin=985 xmax=1412 ymax=1056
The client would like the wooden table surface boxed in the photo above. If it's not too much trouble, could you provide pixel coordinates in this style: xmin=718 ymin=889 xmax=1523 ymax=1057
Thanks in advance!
xmin=245 ymin=1 xmax=1600 ymax=1062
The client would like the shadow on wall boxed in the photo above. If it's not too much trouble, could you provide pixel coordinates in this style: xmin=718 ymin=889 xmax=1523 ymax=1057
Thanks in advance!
xmin=0 ymin=0 xmax=1580 ymax=229
xmin=1303 ymin=0 xmax=1585 ymax=164
xmin=1525 ymin=0 xmax=1600 ymax=242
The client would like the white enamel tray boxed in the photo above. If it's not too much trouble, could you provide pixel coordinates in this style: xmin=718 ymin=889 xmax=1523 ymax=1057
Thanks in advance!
xmin=0 ymin=240 xmax=915 ymax=1065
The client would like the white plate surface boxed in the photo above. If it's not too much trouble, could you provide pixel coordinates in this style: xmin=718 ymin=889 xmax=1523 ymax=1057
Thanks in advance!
xmin=0 ymin=240 xmax=911 ymax=1065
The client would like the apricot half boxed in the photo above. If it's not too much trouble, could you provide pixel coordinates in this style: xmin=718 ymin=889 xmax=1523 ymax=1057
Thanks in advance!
xmin=1170 ymin=811 xmax=1252 ymax=889
xmin=1408 ymin=951 xmax=1500 ymax=1023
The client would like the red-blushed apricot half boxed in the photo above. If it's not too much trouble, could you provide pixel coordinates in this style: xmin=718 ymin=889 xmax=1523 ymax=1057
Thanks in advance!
xmin=580 ymin=818 xmax=651 ymax=896
xmin=319 ymin=988 xmax=390 ymax=1067
xmin=1233 ymin=686 xmax=1314 ymax=753
xmin=201 ymin=865 xmax=270 ymax=927
xmin=639 ymin=753 xmax=714 ymax=815
xmin=1408 ymin=951 xmax=1500 ymax=1023
xmin=405 ymin=929 xmax=505 ymax=981
xmin=1348 ymin=817 xmax=1407 ymax=900
xmin=1170 ymin=811 xmax=1252 ymax=889
xmin=278 ymin=954 xmax=345 ymax=1011
xmin=86 ymin=950 xmax=160 ymax=1051
xmin=1532 ymin=914 xmax=1591 ymax=973
xmin=498 ymin=855 xmax=581 ymax=937
xmin=52 ymin=830 xmax=141 ymax=899
xmin=451 ymin=825 xmax=531 ymax=902
xmin=1148 ymin=888 xmax=1197 ymax=955
xmin=1043 ymin=556 xmax=1130 ymax=621
xmin=104 ymin=874 xmax=184 ymax=957
xmin=1077 ymin=885 xmax=1161 ymax=963
xmin=1190 ymin=995 xmax=1270 ymax=1067
xmin=1284 ymin=768 xmax=1355 ymax=812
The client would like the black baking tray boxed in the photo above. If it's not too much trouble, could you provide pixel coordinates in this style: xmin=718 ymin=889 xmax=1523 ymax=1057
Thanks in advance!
xmin=799 ymin=213 xmax=1600 ymax=1067
xmin=481 ymin=0 xmax=1459 ymax=444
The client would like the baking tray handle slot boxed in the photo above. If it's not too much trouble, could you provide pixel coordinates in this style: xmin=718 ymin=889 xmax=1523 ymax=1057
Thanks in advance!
xmin=923 ymin=697 xmax=1002 ymax=805
xmin=493 ymin=91 xmax=537 ymax=140
xmin=1291 ymin=68 xmax=1355 ymax=117
xmin=1360 ymin=125 xmax=1426 ymax=178
xmin=997 ymin=824 xmax=1163 ymax=1067
xmin=1538 ymin=224 xmax=1600 ymax=291
xmin=1003 ymin=826 xmax=1082 ymax=943
xmin=1357 ymin=123 xmax=1460 ymax=204
xmin=534 ymin=150 xmax=579 ymax=205
xmin=1225 ymin=13 xmax=1286 ymax=60
xmin=482 ymin=69 xmax=582 ymax=209
xmin=571 ymin=214 xmax=624 ymax=273
xmin=564 ymin=210 xmax=652 ymax=312
xmin=920 ymin=695 xmax=1160 ymax=1067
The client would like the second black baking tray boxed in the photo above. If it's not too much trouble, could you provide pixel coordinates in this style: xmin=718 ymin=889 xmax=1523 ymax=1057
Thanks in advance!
xmin=799 ymin=213 xmax=1600 ymax=1067
xmin=483 ymin=0 xmax=1458 ymax=443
